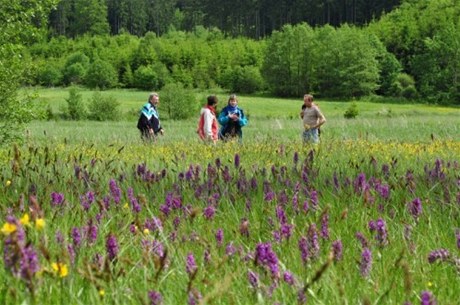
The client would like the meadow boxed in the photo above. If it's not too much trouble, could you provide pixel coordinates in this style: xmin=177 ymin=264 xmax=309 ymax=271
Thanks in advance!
xmin=1 ymin=88 xmax=459 ymax=305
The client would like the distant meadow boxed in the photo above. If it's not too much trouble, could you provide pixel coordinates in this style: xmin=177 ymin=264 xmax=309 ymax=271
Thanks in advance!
xmin=1 ymin=89 xmax=459 ymax=304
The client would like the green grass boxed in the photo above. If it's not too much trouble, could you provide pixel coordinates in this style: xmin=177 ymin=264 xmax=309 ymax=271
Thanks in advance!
xmin=2 ymin=87 xmax=458 ymax=305
xmin=21 ymin=87 xmax=460 ymax=145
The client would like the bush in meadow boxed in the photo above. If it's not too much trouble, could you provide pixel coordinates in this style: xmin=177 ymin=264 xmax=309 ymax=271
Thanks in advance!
xmin=61 ymin=87 xmax=87 ymax=120
xmin=87 ymin=92 xmax=121 ymax=121
xmin=161 ymin=82 xmax=198 ymax=119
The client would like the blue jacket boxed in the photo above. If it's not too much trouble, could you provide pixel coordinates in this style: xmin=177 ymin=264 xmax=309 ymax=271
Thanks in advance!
xmin=218 ymin=105 xmax=248 ymax=139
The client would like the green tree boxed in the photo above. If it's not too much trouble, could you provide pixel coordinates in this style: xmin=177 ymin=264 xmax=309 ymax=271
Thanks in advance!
xmin=72 ymin=0 xmax=109 ymax=36
xmin=85 ymin=59 xmax=118 ymax=89
xmin=0 ymin=0 xmax=58 ymax=144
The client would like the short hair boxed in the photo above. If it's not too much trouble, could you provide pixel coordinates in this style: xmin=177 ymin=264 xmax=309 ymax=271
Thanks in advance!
xmin=207 ymin=95 xmax=218 ymax=106
xmin=148 ymin=92 xmax=159 ymax=101
xmin=228 ymin=94 xmax=238 ymax=103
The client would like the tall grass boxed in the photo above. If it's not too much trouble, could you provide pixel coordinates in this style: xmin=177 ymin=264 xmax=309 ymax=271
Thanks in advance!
xmin=1 ymin=88 xmax=458 ymax=305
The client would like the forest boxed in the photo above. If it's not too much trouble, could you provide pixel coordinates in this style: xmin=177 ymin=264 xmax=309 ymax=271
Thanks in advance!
xmin=49 ymin=0 xmax=402 ymax=38
xmin=25 ymin=0 xmax=458 ymax=103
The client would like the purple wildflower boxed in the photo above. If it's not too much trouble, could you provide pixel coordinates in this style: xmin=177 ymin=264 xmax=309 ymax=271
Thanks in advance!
xmin=427 ymin=249 xmax=450 ymax=263
xmin=234 ymin=153 xmax=240 ymax=168
xmin=308 ymin=223 xmax=320 ymax=258
xmin=127 ymin=187 xmax=141 ymax=213
xmin=408 ymin=198 xmax=422 ymax=219
xmin=106 ymin=234 xmax=119 ymax=261
xmin=203 ymin=205 xmax=215 ymax=220
xmin=248 ymin=270 xmax=259 ymax=289
xmin=215 ymin=229 xmax=223 ymax=247
xmin=293 ymin=151 xmax=299 ymax=165
xmin=420 ymin=290 xmax=436 ymax=305
xmin=148 ymin=291 xmax=163 ymax=305
xmin=283 ymin=271 xmax=295 ymax=286
xmin=50 ymin=192 xmax=64 ymax=206
xmin=360 ymin=247 xmax=372 ymax=277
xmin=297 ymin=289 xmax=307 ymax=304
xmin=332 ymin=240 xmax=343 ymax=261
xmin=71 ymin=227 xmax=82 ymax=247
xmin=109 ymin=179 xmax=121 ymax=204
xmin=280 ymin=223 xmax=293 ymax=240
xmin=225 ymin=242 xmax=237 ymax=257
xmin=310 ymin=190 xmax=318 ymax=210
xmin=86 ymin=220 xmax=98 ymax=245
xmin=186 ymin=253 xmax=197 ymax=276
xmin=373 ymin=218 xmax=388 ymax=247
xmin=298 ymin=236 xmax=309 ymax=263
xmin=255 ymin=242 xmax=280 ymax=279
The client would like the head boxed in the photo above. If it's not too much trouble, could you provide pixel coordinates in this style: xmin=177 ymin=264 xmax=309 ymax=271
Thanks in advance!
xmin=207 ymin=95 xmax=218 ymax=106
xmin=303 ymin=94 xmax=313 ymax=107
xmin=228 ymin=94 xmax=238 ymax=108
xmin=148 ymin=92 xmax=159 ymax=106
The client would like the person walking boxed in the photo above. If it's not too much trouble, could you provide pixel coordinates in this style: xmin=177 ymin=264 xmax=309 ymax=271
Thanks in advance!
xmin=300 ymin=94 xmax=325 ymax=144
xmin=197 ymin=95 xmax=219 ymax=144
xmin=137 ymin=92 xmax=164 ymax=141
xmin=218 ymin=94 xmax=248 ymax=142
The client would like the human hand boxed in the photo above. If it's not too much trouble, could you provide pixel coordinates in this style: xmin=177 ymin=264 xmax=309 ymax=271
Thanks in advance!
xmin=304 ymin=124 xmax=310 ymax=130
xmin=160 ymin=129 xmax=164 ymax=135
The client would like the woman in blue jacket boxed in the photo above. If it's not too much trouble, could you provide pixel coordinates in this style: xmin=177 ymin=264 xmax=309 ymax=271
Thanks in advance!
xmin=218 ymin=94 xmax=248 ymax=141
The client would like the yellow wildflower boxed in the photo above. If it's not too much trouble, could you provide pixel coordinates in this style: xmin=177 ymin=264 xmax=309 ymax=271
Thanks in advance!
xmin=1 ymin=223 xmax=17 ymax=236
xmin=427 ymin=281 xmax=433 ymax=288
xmin=6 ymin=180 xmax=11 ymax=187
xmin=51 ymin=262 xmax=69 ymax=278
xmin=35 ymin=218 xmax=45 ymax=230
xmin=123 ymin=202 xmax=129 ymax=209
xmin=143 ymin=228 xmax=150 ymax=235
xmin=99 ymin=289 xmax=105 ymax=296
xmin=20 ymin=214 xmax=30 ymax=226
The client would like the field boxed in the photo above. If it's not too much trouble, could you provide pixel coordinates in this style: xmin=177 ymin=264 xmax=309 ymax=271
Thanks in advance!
xmin=1 ymin=88 xmax=459 ymax=304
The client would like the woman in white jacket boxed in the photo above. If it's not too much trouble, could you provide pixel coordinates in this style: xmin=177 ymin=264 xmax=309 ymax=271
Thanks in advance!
xmin=197 ymin=95 xmax=219 ymax=144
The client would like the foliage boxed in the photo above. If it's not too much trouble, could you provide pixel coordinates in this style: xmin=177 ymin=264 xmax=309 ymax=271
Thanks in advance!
xmin=61 ymin=87 xmax=87 ymax=120
xmin=85 ymin=59 xmax=118 ymax=89
xmin=36 ymin=60 xmax=63 ymax=87
xmin=0 ymin=138 xmax=459 ymax=304
xmin=0 ymin=0 xmax=58 ymax=144
xmin=87 ymin=92 xmax=121 ymax=121
xmin=160 ymin=82 xmax=198 ymax=119
xmin=390 ymin=73 xmax=418 ymax=99
xmin=343 ymin=102 xmax=359 ymax=119
xmin=133 ymin=65 xmax=161 ymax=91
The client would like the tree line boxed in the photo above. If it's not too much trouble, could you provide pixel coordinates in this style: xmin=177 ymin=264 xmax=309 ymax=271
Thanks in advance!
xmin=49 ymin=0 xmax=402 ymax=38
xmin=27 ymin=0 xmax=459 ymax=104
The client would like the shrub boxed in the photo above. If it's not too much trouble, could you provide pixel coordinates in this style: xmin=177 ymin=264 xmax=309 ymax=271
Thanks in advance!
xmin=390 ymin=73 xmax=418 ymax=99
xmin=85 ymin=59 xmax=118 ymax=89
xmin=161 ymin=82 xmax=198 ymax=120
xmin=61 ymin=87 xmax=87 ymax=120
xmin=344 ymin=102 xmax=359 ymax=119
xmin=37 ymin=63 xmax=62 ymax=87
xmin=133 ymin=65 xmax=159 ymax=90
xmin=87 ymin=92 xmax=121 ymax=121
